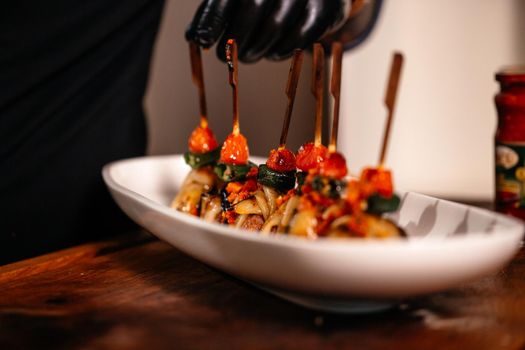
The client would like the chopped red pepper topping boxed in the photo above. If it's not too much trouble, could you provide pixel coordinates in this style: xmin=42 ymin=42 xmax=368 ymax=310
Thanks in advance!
xmin=246 ymin=166 xmax=259 ymax=178
xmin=220 ymin=133 xmax=249 ymax=165
xmin=319 ymin=152 xmax=348 ymax=179
xmin=298 ymin=188 xmax=337 ymax=212
xmin=296 ymin=142 xmax=328 ymax=172
xmin=316 ymin=206 xmax=345 ymax=236
xmin=225 ymin=179 xmax=258 ymax=204
xmin=266 ymin=148 xmax=296 ymax=172
xmin=345 ymin=179 xmax=365 ymax=213
xmin=188 ymin=125 xmax=219 ymax=154
xmin=189 ymin=206 xmax=199 ymax=217
xmin=347 ymin=214 xmax=368 ymax=237
xmin=276 ymin=189 xmax=297 ymax=207
xmin=223 ymin=210 xmax=238 ymax=225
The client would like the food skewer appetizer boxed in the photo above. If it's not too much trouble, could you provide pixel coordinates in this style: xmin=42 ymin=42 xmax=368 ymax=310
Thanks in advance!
xmin=355 ymin=52 xmax=404 ymax=215
xmin=172 ymin=42 xmax=220 ymax=216
xmin=342 ymin=52 xmax=405 ymax=238
xmin=214 ymin=39 xmax=261 ymax=229
xmin=219 ymin=45 xmax=307 ymax=231
xmin=257 ymin=43 xmax=346 ymax=238
xmin=258 ymin=49 xmax=305 ymax=233
xmin=295 ymin=43 xmax=329 ymax=178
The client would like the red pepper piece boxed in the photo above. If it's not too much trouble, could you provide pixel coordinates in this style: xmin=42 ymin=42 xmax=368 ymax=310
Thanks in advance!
xmin=188 ymin=125 xmax=219 ymax=154
xmin=360 ymin=167 xmax=394 ymax=198
xmin=319 ymin=152 xmax=348 ymax=179
xmin=266 ymin=148 xmax=296 ymax=172
xmin=220 ymin=133 xmax=249 ymax=165
xmin=296 ymin=142 xmax=328 ymax=172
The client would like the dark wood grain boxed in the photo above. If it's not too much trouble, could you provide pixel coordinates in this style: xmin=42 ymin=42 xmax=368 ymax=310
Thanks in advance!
xmin=1 ymin=231 xmax=524 ymax=350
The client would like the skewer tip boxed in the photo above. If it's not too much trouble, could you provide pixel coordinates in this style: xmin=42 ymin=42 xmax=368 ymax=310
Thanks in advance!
xmin=226 ymin=39 xmax=237 ymax=65
xmin=329 ymin=41 xmax=343 ymax=152
xmin=312 ymin=43 xmax=325 ymax=146
xmin=379 ymin=51 xmax=405 ymax=166
xmin=225 ymin=39 xmax=240 ymax=135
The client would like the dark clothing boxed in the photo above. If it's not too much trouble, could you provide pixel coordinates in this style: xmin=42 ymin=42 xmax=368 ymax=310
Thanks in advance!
xmin=0 ymin=0 xmax=165 ymax=264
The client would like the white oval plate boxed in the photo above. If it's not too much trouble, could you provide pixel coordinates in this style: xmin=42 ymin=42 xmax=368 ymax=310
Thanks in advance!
xmin=103 ymin=155 xmax=524 ymax=313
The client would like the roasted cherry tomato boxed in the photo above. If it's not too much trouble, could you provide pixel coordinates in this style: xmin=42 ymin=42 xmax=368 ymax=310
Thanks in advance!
xmin=188 ymin=125 xmax=219 ymax=154
xmin=266 ymin=148 xmax=296 ymax=172
xmin=360 ymin=167 xmax=394 ymax=198
xmin=319 ymin=152 xmax=348 ymax=179
xmin=220 ymin=133 xmax=249 ymax=165
xmin=296 ymin=142 xmax=328 ymax=172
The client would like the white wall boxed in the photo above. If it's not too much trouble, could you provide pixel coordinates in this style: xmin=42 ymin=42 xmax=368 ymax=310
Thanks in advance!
xmin=339 ymin=0 xmax=525 ymax=200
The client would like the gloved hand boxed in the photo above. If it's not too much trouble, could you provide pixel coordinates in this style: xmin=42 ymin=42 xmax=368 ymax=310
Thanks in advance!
xmin=186 ymin=0 xmax=352 ymax=63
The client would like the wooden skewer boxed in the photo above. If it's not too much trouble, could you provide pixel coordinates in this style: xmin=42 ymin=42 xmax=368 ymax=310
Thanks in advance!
xmin=329 ymin=42 xmax=343 ymax=153
xmin=311 ymin=43 xmax=325 ymax=147
xmin=189 ymin=42 xmax=208 ymax=128
xmin=279 ymin=49 xmax=304 ymax=149
xmin=226 ymin=39 xmax=240 ymax=136
xmin=379 ymin=52 xmax=404 ymax=167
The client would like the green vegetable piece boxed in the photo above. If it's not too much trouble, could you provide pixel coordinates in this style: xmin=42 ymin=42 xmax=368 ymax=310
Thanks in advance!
xmin=311 ymin=176 xmax=324 ymax=192
xmin=257 ymin=164 xmax=296 ymax=193
xmin=367 ymin=193 xmax=401 ymax=214
xmin=296 ymin=171 xmax=307 ymax=194
xmin=296 ymin=171 xmax=307 ymax=187
xmin=328 ymin=179 xmax=346 ymax=199
xmin=310 ymin=175 xmax=346 ymax=198
xmin=214 ymin=162 xmax=257 ymax=182
xmin=184 ymin=148 xmax=220 ymax=169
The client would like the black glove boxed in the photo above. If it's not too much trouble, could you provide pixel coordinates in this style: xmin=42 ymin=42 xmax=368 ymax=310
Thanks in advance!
xmin=186 ymin=0 xmax=351 ymax=63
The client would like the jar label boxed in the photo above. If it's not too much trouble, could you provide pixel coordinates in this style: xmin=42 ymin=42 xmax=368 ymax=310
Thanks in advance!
xmin=495 ymin=142 xmax=525 ymax=209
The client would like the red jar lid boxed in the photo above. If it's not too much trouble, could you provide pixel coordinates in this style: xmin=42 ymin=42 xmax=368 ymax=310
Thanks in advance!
xmin=496 ymin=67 xmax=525 ymax=86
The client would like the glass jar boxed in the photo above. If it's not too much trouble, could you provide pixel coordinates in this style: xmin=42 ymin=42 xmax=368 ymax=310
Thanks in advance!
xmin=495 ymin=68 xmax=525 ymax=219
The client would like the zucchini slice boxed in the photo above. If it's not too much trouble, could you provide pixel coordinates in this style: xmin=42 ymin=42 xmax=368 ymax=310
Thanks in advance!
xmin=257 ymin=164 xmax=296 ymax=193
xmin=184 ymin=148 xmax=221 ymax=169
xmin=214 ymin=162 xmax=257 ymax=183
xmin=366 ymin=193 xmax=401 ymax=214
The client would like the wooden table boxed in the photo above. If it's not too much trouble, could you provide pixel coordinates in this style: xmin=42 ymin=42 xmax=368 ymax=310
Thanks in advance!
xmin=1 ymin=231 xmax=525 ymax=350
